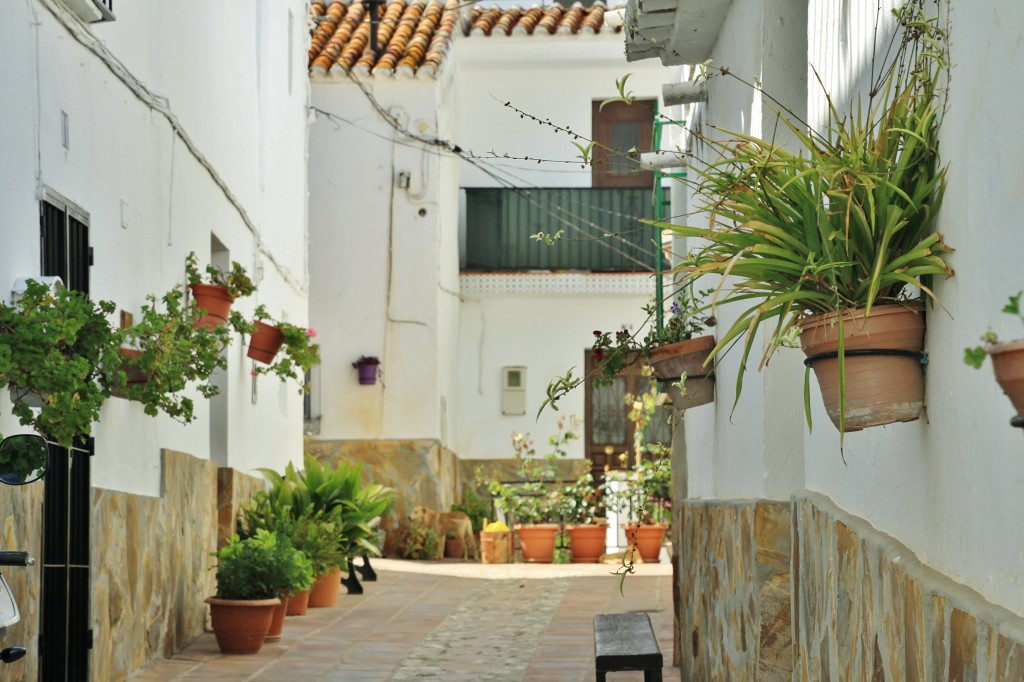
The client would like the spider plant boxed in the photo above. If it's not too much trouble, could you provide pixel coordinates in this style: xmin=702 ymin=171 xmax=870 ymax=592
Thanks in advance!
xmin=653 ymin=1 xmax=953 ymax=432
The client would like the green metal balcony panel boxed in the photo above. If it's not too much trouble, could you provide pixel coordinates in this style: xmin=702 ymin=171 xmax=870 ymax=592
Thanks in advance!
xmin=464 ymin=187 xmax=665 ymax=272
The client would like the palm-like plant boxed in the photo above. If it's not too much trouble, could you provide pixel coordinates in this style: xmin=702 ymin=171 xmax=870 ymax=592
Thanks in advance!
xmin=656 ymin=1 xmax=952 ymax=428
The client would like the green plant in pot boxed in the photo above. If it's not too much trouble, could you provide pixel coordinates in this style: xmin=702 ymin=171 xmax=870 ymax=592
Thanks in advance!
xmin=561 ymin=473 xmax=607 ymax=564
xmin=185 ymin=251 xmax=257 ymax=329
xmin=651 ymin=1 xmax=952 ymax=438
xmin=487 ymin=416 xmax=579 ymax=563
xmin=206 ymin=531 xmax=290 ymax=655
xmin=965 ymin=291 xmax=1024 ymax=422
xmin=246 ymin=305 xmax=321 ymax=391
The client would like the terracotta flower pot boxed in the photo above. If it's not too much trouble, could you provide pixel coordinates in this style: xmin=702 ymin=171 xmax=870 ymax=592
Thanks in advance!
xmin=798 ymin=303 xmax=925 ymax=432
xmin=444 ymin=537 xmax=464 ymax=558
xmin=189 ymin=283 xmax=235 ymax=329
xmin=988 ymin=339 xmax=1024 ymax=416
xmin=265 ymin=593 xmax=290 ymax=641
xmin=307 ymin=567 xmax=342 ymax=607
xmin=285 ymin=589 xmax=309 ymax=616
xmin=110 ymin=348 xmax=149 ymax=399
xmin=247 ymin=321 xmax=285 ymax=364
xmin=649 ymin=335 xmax=716 ymax=408
xmin=624 ymin=524 xmax=667 ymax=563
xmin=567 ymin=524 xmax=607 ymax=563
xmin=205 ymin=596 xmax=279 ymax=655
xmin=514 ymin=524 xmax=560 ymax=563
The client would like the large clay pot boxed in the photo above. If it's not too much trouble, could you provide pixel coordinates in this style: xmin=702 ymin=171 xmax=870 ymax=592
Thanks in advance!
xmin=205 ymin=596 xmax=279 ymax=655
xmin=649 ymin=335 xmax=716 ymax=408
xmin=247 ymin=321 xmax=284 ymax=363
xmin=988 ymin=339 xmax=1024 ymax=416
xmin=567 ymin=524 xmax=607 ymax=563
xmin=798 ymin=303 xmax=925 ymax=432
xmin=265 ymin=593 xmax=290 ymax=641
xmin=624 ymin=524 xmax=667 ymax=563
xmin=285 ymin=589 xmax=310 ymax=616
xmin=189 ymin=283 xmax=235 ymax=329
xmin=308 ymin=567 xmax=342 ymax=608
xmin=514 ymin=524 xmax=560 ymax=563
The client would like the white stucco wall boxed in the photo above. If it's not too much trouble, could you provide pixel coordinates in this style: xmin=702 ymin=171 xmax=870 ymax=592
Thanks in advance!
xmin=0 ymin=0 xmax=310 ymax=496
xmin=674 ymin=0 xmax=1024 ymax=618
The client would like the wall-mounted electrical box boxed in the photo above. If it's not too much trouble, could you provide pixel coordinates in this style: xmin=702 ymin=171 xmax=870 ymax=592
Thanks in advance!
xmin=501 ymin=366 xmax=526 ymax=415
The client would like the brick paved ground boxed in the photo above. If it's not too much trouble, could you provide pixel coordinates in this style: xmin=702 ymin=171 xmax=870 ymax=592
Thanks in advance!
xmin=130 ymin=558 xmax=677 ymax=681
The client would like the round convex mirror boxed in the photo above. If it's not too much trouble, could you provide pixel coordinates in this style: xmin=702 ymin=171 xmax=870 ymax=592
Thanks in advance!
xmin=0 ymin=435 xmax=49 ymax=485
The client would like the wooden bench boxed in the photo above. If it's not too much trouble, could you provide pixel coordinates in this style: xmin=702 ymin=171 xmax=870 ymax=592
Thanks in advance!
xmin=593 ymin=612 xmax=663 ymax=681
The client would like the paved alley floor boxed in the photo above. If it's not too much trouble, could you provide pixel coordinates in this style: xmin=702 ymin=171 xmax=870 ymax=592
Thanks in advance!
xmin=130 ymin=558 xmax=678 ymax=681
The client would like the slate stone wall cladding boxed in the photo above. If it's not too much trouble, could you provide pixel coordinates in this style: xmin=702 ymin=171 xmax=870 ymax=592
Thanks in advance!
xmin=92 ymin=450 xmax=222 ymax=681
xmin=0 ymin=475 xmax=44 ymax=682
xmin=680 ymin=493 xmax=1024 ymax=681
xmin=306 ymin=439 xmax=461 ymax=521
xmin=678 ymin=499 xmax=794 ymax=681
xmin=793 ymin=492 xmax=1024 ymax=681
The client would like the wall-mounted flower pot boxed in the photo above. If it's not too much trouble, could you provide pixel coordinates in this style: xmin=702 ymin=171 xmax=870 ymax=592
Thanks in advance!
xmin=352 ymin=357 xmax=381 ymax=385
xmin=247 ymin=321 xmax=284 ymax=363
xmin=110 ymin=348 xmax=149 ymax=399
xmin=189 ymin=283 xmax=235 ymax=329
xmin=798 ymin=302 xmax=925 ymax=432
xmin=649 ymin=335 xmax=716 ymax=408
xmin=987 ymin=339 xmax=1024 ymax=416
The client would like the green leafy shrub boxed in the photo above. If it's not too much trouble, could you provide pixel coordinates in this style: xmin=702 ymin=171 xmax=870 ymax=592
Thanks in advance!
xmin=394 ymin=521 xmax=439 ymax=560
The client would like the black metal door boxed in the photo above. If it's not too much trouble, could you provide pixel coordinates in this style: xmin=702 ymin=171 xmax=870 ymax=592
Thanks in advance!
xmin=39 ymin=195 xmax=92 ymax=681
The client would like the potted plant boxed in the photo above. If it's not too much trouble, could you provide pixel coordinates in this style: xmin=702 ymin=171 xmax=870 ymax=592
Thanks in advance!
xmin=394 ymin=521 xmax=440 ymax=560
xmin=185 ymin=251 xmax=257 ymax=329
xmin=591 ymin=285 xmax=716 ymax=409
xmin=651 ymin=2 xmax=952 ymax=437
xmin=352 ymin=355 xmax=381 ymax=385
xmin=0 ymin=279 xmax=237 ymax=448
xmin=602 ymin=387 xmax=671 ymax=563
xmin=561 ymin=473 xmax=607 ymax=564
xmin=205 ymin=532 xmax=287 ymax=655
xmin=248 ymin=305 xmax=321 ymax=391
xmin=965 ymin=291 xmax=1024 ymax=420
xmin=488 ymin=417 xmax=579 ymax=563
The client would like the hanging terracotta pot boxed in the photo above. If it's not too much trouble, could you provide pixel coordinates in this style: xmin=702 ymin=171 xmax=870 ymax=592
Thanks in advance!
xmin=649 ymin=335 xmax=716 ymax=408
xmin=307 ymin=566 xmax=342 ymax=607
xmin=514 ymin=524 xmax=559 ymax=563
xmin=987 ymin=339 xmax=1024 ymax=416
xmin=204 ymin=596 xmax=279 ymax=654
xmin=110 ymin=348 xmax=149 ymax=399
xmin=798 ymin=302 xmax=926 ymax=432
xmin=567 ymin=524 xmax=607 ymax=563
xmin=189 ymin=283 xmax=235 ymax=329
xmin=285 ymin=589 xmax=309 ymax=616
xmin=624 ymin=524 xmax=667 ymax=563
xmin=265 ymin=593 xmax=290 ymax=641
xmin=247 ymin=321 xmax=285 ymax=363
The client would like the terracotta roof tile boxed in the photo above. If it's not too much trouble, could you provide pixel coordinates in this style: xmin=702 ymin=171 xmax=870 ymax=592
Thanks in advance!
xmin=308 ymin=1 xmax=623 ymax=79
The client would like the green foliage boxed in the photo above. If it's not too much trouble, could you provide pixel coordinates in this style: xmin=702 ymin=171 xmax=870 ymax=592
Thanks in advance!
xmin=651 ymin=1 xmax=951 ymax=433
xmin=964 ymin=291 xmax=1024 ymax=368
xmin=250 ymin=305 xmax=321 ymax=390
xmin=451 ymin=488 xmax=490 ymax=534
xmin=486 ymin=416 xmax=579 ymax=525
xmin=560 ymin=472 xmax=600 ymax=525
xmin=0 ymin=281 xmax=124 ymax=447
xmin=185 ymin=251 xmax=257 ymax=299
xmin=589 ymin=286 xmax=712 ymax=387
xmin=394 ymin=521 xmax=439 ymax=560
xmin=0 ymin=435 xmax=49 ymax=484
xmin=256 ymin=453 xmax=395 ymax=564
xmin=211 ymin=531 xmax=297 ymax=600
xmin=118 ymin=286 xmax=233 ymax=421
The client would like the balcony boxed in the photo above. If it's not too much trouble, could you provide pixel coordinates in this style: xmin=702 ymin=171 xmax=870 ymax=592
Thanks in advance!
xmin=463 ymin=187 xmax=666 ymax=272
